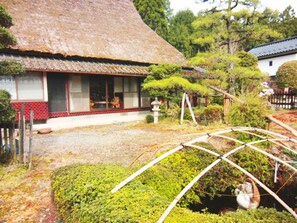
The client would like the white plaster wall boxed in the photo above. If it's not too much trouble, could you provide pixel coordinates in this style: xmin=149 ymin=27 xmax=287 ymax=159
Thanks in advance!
xmin=258 ymin=54 xmax=297 ymax=76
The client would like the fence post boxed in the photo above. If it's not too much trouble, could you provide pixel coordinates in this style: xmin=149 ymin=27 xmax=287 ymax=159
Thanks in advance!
xmin=28 ymin=110 xmax=34 ymax=170
xmin=18 ymin=105 xmax=25 ymax=163
xmin=224 ymin=94 xmax=231 ymax=117
xmin=9 ymin=122 xmax=15 ymax=161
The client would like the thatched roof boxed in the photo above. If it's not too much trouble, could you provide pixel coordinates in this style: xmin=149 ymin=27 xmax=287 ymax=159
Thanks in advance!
xmin=0 ymin=53 xmax=149 ymax=76
xmin=1 ymin=0 xmax=188 ymax=66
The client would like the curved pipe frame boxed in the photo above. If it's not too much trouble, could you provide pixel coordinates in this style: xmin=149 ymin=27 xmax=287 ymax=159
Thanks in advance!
xmin=111 ymin=127 xmax=297 ymax=221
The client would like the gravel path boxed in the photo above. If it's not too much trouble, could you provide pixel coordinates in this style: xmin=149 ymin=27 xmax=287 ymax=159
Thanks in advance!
xmin=33 ymin=122 xmax=203 ymax=167
xmin=1 ymin=121 xmax=205 ymax=223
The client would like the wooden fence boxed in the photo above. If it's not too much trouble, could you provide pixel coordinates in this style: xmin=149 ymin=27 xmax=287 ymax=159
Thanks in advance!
xmin=269 ymin=90 xmax=297 ymax=109
xmin=0 ymin=105 xmax=34 ymax=167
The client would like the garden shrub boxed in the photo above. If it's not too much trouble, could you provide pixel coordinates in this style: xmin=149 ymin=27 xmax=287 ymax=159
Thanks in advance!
xmin=166 ymin=103 xmax=180 ymax=120
xmin=52 ymin=164 xmax=169 ymax=223
xmin=52 ymin=164 xmax=296 ymax=223
xmin=227 ymin=94 xmax=268 ymax=128
xmin=276 ymin=60 xmax=297 ymax=89
xmin=195 ymin=104 xmax=223 ymax=124
xmin=145 ymin=114 xmax=154 ymax=123
xmin=0 ymin=90 xmax=15 ymax=126
xmin=140 ymin=144 xmax=274 ymax=207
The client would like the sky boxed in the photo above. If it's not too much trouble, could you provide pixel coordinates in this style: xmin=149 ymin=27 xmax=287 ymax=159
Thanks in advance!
xmin=170 ymin=0 xmax=297 ymax=15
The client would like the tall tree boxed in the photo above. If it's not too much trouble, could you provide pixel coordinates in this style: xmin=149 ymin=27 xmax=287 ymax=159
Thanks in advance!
xmin=189 ymin=0 xmax=281 ymax=95
xmin=133 ymin=0 xmax=169 ymax=39
xmin=192 ymin=0 xmax=283 ymax=54
xmin=267 ymin=6 xmax=297 ymax=38
xmin=168 ymin=10 xmax=198 ymax=58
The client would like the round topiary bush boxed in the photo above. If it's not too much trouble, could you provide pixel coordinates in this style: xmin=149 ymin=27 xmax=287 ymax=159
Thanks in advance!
xmin=195 ymin=104 xmax=223 ymax=124
xmin=145 ymin=114 xmax=154 ymax=123
xmin=276 ymin=60 xmax=297 ymax=89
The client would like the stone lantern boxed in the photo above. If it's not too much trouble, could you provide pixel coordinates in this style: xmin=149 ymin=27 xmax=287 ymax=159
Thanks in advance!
xmin=151 ymin=97 xmax=161 ymax=124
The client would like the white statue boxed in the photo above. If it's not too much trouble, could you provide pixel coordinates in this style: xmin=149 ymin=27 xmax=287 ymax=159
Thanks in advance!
xmin=235 ymin=178 xmax=260 ymax=209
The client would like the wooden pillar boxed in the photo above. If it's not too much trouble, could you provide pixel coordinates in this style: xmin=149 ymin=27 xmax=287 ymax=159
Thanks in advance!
xmin=9 ymin=125 xmax=15 ymax=161
xmin=224 ymin=94 xmax=231 ymax=117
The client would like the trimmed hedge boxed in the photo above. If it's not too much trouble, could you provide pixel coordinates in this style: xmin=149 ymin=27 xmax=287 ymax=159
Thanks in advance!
xmin=52 ymin=161 xmax=295 ymax=222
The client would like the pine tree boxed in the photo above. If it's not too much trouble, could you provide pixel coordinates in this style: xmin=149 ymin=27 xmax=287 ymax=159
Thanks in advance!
xmin=133 ymin=0 xmax=169 ymax=39
xmin=168 ymin=10 xmax=197 ymax=58
xmin=0 ymin=4 xmax=24 ymax=126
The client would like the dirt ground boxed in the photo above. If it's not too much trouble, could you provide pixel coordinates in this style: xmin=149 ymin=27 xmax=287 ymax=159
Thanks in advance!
xmin=0 ymin=111 xmax=296 ymax=223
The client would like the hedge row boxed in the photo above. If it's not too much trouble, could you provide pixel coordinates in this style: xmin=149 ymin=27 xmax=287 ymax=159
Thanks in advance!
xmin=52 ymin=163 xmax=295 ymax=223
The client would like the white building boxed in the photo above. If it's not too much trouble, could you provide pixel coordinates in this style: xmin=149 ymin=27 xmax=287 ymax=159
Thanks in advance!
xmin=249 ymin=36 xmax=297 ymax=77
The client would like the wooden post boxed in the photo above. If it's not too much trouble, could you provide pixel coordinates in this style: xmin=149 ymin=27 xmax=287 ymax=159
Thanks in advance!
xmin=28 ymin=110 xmax=34 ymax=170
xmin=19 ymin=105 xmax=24 ymax=163
xmin=224 ymin=94 xmax=231 ymax=117
xmin=4 ymin=127 xmax=8 ymax=155
xmin=205 ymin=96 xmax=209 ymax=107
xmin=9 ymin=124 xmax=15 ymax=161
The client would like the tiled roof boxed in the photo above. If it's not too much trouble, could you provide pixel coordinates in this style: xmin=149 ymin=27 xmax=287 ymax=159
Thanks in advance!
xmin=0 ymin=54 xmax=149 ymax=76
xmin=249 ymin=36 xmax=297 ymax=58
xmin=1 ymin=0 xmax=188 ymax=66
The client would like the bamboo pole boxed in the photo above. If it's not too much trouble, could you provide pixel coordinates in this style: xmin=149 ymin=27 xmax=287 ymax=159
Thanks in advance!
xmin=111 ymin=127 xmax=296 ymax=194
xmin=266 ymin=115 xmax=297 ymax=137
xmin=180 ymin=93 xmax=186 ymax=125
xmin=158 ymin=142 xmax=297 ymax=222
xmin=211 ymin=135 xmax=297 ymax=172
xmin=185 ymin=94 xmax=198 ymax=125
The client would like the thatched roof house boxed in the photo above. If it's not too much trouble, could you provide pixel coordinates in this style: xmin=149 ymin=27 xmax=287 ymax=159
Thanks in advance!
xmin=0 ymin=0 xmax=189 ymax=123
xmin=1 ymin=0 xmax=187 ymax=65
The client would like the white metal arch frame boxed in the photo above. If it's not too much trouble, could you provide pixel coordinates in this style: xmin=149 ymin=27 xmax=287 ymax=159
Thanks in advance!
xmin=111 ymin=127 xmax=297 ymax=221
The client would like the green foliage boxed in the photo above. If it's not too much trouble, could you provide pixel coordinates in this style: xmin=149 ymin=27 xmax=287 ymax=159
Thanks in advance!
xmin=140 ymin=144 xmax=274 ymax=208
xmin=0 ymin=4 xmax=13 ymax=28
xmin=166 ymin=103 xmax=180 ymax=119
xmin=52 ymin=162 xmax=292 ymax=222
xmin=0 ymin=61 xmax=25 ymax=76
xmin=276 ymin=60 xmax=297 ymax=89
xmin=261 ymin=6 xmax=297 ymax=39
xmin=195 ymin=104 xmax=223 ymax=124
xmin=0 ymin=26 xmax=16 ymax=48
xmin=167 ymin=10 xmax=198 ymax=58
xmin=143 ymin=75 xmax=210 ymax=102
xmin=145 ymin=114 xmax=154 ymax=123
xmin=237 ymin=51 xmax=258 ymax=68
xmin=0 ymin=4 xmax=16 ymax=49
xmin=133 ymin=0 xmax=169 ymax=39
xmin=227 ymin=94 xmax=269 ymax=128
xmin=166 ymin=207 xmax=296 ymax=223
xmin=192 ymin=1 xmax=283 ymax=54
xmin=190 ymin=52 xmax=267 ymax=95
xmin=0 ymin=90 xmax=15 ymax=126
xmin=52 ymin=164 xmax=169 ymax=223
xmin=146 ymin=63 xmax=182 ymax=82
xmin=144 ymin=63 xmax=210 ymax=103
